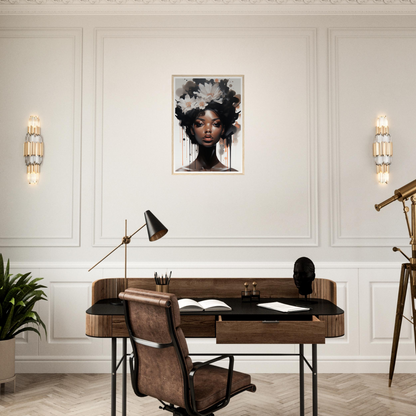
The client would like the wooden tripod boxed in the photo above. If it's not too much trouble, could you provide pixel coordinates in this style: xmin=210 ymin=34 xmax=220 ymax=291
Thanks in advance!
xmin=388 ymin=262 xmax=416 ymax=386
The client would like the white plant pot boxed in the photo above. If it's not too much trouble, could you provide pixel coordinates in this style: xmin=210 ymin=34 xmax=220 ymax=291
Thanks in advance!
xmin=0 ymin=338 xmax=15 ymax=383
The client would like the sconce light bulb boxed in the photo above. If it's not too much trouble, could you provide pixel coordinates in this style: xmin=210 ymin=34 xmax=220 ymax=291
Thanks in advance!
xmin=377 ymin=171 xmax=389 ymax=184
xmin=27 ymin=171 xmax=39 ymax=185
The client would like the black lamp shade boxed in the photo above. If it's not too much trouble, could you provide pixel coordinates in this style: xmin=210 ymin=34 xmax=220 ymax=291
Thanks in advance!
xmin=144 ymin=210 xmax=168 ymax=242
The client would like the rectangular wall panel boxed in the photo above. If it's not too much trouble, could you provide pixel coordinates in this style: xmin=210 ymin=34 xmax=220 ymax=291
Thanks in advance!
xmin=52 ymin=283 xmax=91 ymax=340
xmin=94 ymin=28 xmax=318 ymax=247
xmin=0 ymin=29 xmax=82 ymax=247
xmin=329 ymin=29 xmax=416 ymax=247
xmin=359 ymin=268 xmax=415 ymax=358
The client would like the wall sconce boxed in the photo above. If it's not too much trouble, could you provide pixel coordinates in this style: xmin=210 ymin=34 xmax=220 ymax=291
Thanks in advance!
xmin=373 ymin=115 xmax=392 ymax=184
xmin=24 ymin=116 xmax=44 ymax=185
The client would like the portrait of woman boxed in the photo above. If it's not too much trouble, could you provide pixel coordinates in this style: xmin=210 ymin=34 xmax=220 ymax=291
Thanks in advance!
xmin=173 ymin=76 xmax=243 ymax=173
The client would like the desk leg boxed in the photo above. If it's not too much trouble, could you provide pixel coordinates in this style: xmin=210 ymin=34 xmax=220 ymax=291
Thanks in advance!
xmin=122 ymin=338 xmax=127 ymax=416
xmin=299 ymin=344 xmax=304 ymax=416
xmin=312 ymin=344 xmax=318 ymax=416
xmin=111 ymin=338 xmax=117 ymax=416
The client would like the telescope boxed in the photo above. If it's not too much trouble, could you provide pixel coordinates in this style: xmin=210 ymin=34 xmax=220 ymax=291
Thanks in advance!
xmin=375 ymin=178 xmax=416 ymax=388
xmin=375 ymin=178 xmax=416 ymax=211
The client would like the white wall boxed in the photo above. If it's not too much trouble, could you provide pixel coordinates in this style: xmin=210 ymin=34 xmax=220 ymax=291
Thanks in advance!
xmin=1 ymin=8 xmax=416 ymax=373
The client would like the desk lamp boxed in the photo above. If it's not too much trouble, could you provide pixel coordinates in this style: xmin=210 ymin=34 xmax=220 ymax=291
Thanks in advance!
xmin=88 ymin=210 xmax=168 ymax=302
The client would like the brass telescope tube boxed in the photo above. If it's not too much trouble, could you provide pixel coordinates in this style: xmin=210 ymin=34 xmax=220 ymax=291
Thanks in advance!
xmin=375 ymin=179 xmax=416 ymax=211
xmin=375 ymin=194 xmax=398 ymax=211
xmin=375 ymin=178 xmax=416 ymax=291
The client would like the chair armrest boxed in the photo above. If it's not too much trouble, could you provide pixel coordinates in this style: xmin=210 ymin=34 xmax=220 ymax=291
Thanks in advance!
xmin=188 ymin=355 xmax=234 ymax=415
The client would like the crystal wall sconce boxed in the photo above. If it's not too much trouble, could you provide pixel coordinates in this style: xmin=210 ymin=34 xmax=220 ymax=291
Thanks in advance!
xmin=373 ymin=115 xmax=392 ymax=184
xmin=24 ymin=116 xmax=44 ymax=185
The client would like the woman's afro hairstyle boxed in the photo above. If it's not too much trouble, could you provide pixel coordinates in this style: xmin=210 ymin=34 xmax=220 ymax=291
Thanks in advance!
xmin=175 ymin=78 xmax=241 ymax=145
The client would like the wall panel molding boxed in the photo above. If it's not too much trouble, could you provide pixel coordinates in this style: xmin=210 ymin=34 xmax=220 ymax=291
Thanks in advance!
xmin=2 ymin=2 xmax=416 ymax=17
xmin=93 ymin=27 xmax=318 ymax=247
xmin=0 ymin=28 xmax=82 ymax=247
xmin=329 ymin=28 xmax=416 ymax=247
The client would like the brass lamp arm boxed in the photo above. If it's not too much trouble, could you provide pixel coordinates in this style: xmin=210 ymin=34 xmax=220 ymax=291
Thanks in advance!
xmin=88 ymin=241 xmax=125 ymax=272
xmin=128 ymin=223 xmax=146 ymax=240
xmin=88 ymin=223 xmax=147 ymax=273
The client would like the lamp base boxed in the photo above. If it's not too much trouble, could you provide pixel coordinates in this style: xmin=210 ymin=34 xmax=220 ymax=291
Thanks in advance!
xmin=108 ymin=298 xmax=123 ymax=306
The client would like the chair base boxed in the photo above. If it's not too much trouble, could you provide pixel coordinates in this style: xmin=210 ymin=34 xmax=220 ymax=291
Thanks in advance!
xmin=159 ymin=402 xmax=214 ymax=416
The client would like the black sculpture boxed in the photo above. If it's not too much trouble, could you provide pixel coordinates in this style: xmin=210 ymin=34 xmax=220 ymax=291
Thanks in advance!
xmin=293 ymin=257 xmax=315 ymax=297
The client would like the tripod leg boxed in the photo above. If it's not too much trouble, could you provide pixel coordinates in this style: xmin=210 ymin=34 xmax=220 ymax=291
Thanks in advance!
xmin=389 ymin=264 xmax=409 ymax=387
xmin=410 ymin=270 xmax=416 ymax=355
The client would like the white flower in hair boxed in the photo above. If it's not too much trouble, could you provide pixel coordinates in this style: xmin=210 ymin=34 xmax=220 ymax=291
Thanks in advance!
xmin=196 ymin=82 xmax=223 ymax=104
xmin=195 ymin=98 xmax=208 ymax=110
xmin=178 ymin=94 xmax=197 ymax=113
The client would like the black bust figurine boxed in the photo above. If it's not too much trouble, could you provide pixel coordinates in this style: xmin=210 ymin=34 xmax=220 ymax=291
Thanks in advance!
xmin=293 ymin=257 xmax=316 ymax=297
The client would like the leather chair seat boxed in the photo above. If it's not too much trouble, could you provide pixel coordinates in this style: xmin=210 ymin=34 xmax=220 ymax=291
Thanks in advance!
xmin=192 ymin=364 xmax=255 ymax=412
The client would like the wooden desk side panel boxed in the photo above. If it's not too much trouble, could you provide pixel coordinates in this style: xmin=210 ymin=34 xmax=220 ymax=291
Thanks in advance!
xmin=309 ymin=279 xmax=337 ymax=304
xmin=86 ymin=314 xmax=113 ymax=337
xmin=318 ymin=314 xmax=345 ymax=338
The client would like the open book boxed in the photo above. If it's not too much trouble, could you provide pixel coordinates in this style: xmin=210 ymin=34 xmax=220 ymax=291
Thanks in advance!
xmin=257 ymin=301 xmax=310 ymax=313
xmin=178 ymin=299 xmax=232 ymax=312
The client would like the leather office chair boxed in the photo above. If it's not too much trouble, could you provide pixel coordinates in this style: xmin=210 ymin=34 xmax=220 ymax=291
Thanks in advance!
xmin=119 ymin=288 xmax=256 ymax=416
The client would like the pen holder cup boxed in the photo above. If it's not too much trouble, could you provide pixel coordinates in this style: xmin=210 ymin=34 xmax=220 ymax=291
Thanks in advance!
xmin=156 ymin=285 xmax=169 ymax=293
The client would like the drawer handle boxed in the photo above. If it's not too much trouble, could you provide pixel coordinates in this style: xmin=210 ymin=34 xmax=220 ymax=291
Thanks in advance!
xmin=262 ymin=320 xmax=280 ymax=323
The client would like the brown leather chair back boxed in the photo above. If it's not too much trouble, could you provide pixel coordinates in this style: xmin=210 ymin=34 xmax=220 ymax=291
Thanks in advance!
xmin=120 ymin=288 xmax=193 ymax=409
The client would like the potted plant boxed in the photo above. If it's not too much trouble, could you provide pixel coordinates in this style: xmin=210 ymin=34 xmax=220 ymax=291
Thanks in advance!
xmin=0 ymin=253 xmax=47 ymax=385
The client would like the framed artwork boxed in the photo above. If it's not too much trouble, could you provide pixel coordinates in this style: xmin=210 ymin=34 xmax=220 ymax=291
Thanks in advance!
xmin=172 ymin=76 xmax=244 ymax=174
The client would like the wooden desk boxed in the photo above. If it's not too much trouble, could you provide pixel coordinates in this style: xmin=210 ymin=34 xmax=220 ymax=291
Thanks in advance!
xmin=86 ymin=278 xmax=344 ymax=416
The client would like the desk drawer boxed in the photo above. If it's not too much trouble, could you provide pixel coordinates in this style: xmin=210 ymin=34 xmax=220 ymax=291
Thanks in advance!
xmin=181 ymin=315 xmax=216 ymax=338
xmin=216 ymin=316 xmax=325 ymax=344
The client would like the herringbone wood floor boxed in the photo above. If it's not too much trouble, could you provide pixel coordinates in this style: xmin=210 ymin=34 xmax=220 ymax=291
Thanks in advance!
xmin=1 ymin=373 xmax=416 ymax=415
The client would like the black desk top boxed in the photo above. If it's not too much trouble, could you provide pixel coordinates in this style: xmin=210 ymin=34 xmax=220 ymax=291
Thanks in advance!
xmin=87 ymin=298 xmax=343 ymax=318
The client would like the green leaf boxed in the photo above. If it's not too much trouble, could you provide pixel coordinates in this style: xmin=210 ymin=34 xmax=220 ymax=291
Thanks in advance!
xmin=12 ymin=326 xmax=42 ymax=338
xmin=4 ymin=288 xmax=19 ymax=305
xmin=0 ymin=301 xmax=15 ymax=339
xmin=0 ymin=256 xmax=48 ymax=340
xmin=33 ymin=311 xmax=47 ymax=337
xmin=0 ymin=254 xmax=4 ymax=285
xmin=5 ymin=258 xmax=10 ymax=279
xmin=11 ymin=273 xmax=32 ymax=288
